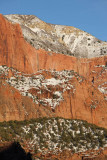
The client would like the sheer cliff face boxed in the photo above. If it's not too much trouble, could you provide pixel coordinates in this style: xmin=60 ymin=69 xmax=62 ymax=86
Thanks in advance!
xmin=0 ymin=14 xmax=107 ymax=128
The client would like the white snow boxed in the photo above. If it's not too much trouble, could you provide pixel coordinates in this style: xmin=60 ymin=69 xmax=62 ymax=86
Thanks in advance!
xmin=43 ymin=78 xmax=62 ymax=86
xmin=98 ymin=82 xmax=107 ymax=94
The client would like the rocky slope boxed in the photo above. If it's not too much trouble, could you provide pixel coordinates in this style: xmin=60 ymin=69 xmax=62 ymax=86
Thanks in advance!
xmin=0 ymin=118 xmax=107 ymax=160
xmin=5 ymin=14 xmax=107 ymax=58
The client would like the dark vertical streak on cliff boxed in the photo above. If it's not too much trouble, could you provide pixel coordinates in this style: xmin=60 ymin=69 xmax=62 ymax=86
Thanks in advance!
xmin=24 ymin=55 xmax=26 ymax=69
xmin=70 ymin=95 xmax=73 ymax=118
xmin=37 ymin=52 xmax=39 ymax=71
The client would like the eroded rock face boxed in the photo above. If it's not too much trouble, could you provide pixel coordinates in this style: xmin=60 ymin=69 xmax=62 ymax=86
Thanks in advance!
xmin=0 ymin=80 xmax=55 ymax=121
xmin=0 ymin=65 xmax=107 ymax=128
xmin=0 ymin=14 xmax=107 ymax=75
xmin=0 ymin=14 xmax=107 ymax=129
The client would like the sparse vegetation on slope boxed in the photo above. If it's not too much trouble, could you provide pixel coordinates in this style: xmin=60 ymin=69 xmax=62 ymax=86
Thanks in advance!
xmin=0 ymin=117 xmax=107 ymax=156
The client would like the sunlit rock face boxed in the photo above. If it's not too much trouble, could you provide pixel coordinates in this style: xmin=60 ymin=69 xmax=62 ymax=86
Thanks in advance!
xmin=0 ymin=14 xmax=106 ymax=129
xmin=5 ymin=14 xmax=107 ymax=58
xmin=0 ymin=65 xmax=107 ymax=128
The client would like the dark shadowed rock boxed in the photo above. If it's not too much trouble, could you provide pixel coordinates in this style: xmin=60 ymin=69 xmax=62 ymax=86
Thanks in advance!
xmin=0 ymin=142 xmax=32 ymax=160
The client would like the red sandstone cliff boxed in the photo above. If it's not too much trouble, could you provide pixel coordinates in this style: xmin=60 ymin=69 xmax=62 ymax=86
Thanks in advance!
xmin=0 ymin=80 xmax=55 ymax=121
xmin=0 ymin=14 xmax=107 ymax=129
xmin=0 ymin=14 xmax=106 ymax=77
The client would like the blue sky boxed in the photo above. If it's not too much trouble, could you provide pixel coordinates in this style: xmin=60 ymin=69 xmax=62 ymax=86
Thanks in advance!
xmin=0 ymin=0 xmax=107 ymax=41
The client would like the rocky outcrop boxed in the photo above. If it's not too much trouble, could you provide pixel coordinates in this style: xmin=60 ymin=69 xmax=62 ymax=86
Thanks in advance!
xmin=55 ymin=79 xmax=107 ymax=128
xmin=0 ymin=14 xmax=107 ymax=76
xmin=5 ymin=14 xmax=107 ymax=58
xmin=0 ymin=66 xmax=106 ymax=128
xmin=0 ymin=14 xmax=37 ymax=73
xmin=0 ymin=80 xmax=55 ymax=121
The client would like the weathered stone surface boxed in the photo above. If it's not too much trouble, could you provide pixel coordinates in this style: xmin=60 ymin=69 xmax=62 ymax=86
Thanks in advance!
xmin=0 ymin=81 xmax=55 ymax=122
xmin=5 ymin=14 xmax=107 ymax=58
xmin=0 ymin=14 xmax=107 ymax=129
